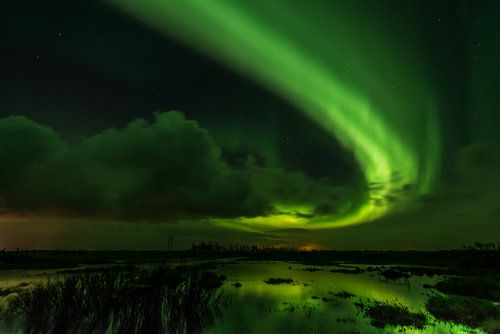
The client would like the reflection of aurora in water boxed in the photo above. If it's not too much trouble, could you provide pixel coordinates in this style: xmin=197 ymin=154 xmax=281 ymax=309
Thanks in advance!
xmin=208 ymin=262 xmax=476 ymax=334
xmin=108 ymin=1 xmax=441 ymax=230
xmin=0 ymin=262 xmax=486 ymax=333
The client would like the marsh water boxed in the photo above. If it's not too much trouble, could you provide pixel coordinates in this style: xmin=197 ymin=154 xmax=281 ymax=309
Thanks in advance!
xmin=0 ymin=260 xmax=487 ymax=333
xmin=209 ymin=261 xmax=480 ymax=334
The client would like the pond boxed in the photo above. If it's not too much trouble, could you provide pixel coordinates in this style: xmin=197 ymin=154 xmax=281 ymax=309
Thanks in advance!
xmin=209 ymin=261 xmax=479 ymax=334
xmin=0 ymin=260 xmax=489 ymax=333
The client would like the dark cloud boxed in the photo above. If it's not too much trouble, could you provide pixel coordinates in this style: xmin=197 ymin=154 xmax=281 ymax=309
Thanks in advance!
xmin=0 ymin=113 xmax=267 ymax=219
xmin=0 ymin=112 xmax=360 ymax=221
xmin=0 ymin=116 xmax=67 ymax=212
xmin=244 ymin=164 xmax=363 ymax=216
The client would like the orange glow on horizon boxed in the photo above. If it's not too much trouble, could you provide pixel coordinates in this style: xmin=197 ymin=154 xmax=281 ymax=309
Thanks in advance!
xmin=0 ymin=214 xmax=27 ymax=222
xmin=298 ymin=244 xmax=322 ymax=251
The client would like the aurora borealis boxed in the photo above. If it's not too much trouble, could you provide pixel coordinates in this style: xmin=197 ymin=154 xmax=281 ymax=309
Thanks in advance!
xmin=107 ymin=1 xmax=439 ymax=231
xmin=1 ymin=0 xmax=499 ymax=249
xmin=108 ymin=0 xmax=441 ymax=230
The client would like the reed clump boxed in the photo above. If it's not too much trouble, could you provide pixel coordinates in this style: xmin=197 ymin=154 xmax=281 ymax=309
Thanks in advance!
xmin=0 ymin=266 xmax=226 ymax=334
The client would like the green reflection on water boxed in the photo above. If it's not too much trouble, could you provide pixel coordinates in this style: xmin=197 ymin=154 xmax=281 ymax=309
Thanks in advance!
xmin=208 ymin=262 xmax=486 ymax=334
xmin=0 ymin=262 xmax=488 ymax=334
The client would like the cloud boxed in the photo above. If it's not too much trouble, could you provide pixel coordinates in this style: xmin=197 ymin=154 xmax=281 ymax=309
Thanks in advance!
xmin=244 ymin=164 xmax=363 ymax=217
xmin=0 ymin=116 xmax=67 ymax=212
xmin=0 ymin=113 xmax=268 ymax=219
xmin=0 ymin=112 xmax=360 ymax=222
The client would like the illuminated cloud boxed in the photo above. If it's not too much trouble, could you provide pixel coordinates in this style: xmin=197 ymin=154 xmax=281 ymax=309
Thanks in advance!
xmin=0 ymin=113 xmax=360 ymax=222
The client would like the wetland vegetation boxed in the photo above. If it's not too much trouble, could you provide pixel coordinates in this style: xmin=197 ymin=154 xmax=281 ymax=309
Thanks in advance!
xmin=0 ymin=266 xmax=226 ymax=334
xmin=0 ymin=244 xmax=499 ymax=333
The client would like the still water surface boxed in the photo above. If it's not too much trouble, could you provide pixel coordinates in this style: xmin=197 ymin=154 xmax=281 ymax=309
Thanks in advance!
xmin=210 ymin=261 xmax=481 ymax=334
xmin=0 ymin=261 xmax=484 ymax=334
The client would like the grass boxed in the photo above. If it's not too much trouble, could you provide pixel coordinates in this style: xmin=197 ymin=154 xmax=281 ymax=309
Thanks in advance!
xmin=330 ymin=268 xmax=364 ymax=274
xmin=55 ymin=264 xmax=137 ymax=274
xmin=0 ymin=283 xmax=28 ymax=297
xmin=426 ymin=294 xmax=500 ymax=333
xmin=3 ymin=248 xmax=500 ymax=275
xmin=355 ymin=301 xmax=426 ymax=329
xmin=330 ymin=291 xmax=355 ymax=299
xmin=482 ymin=319 xmax=500 ymax=334
xmin=378 ymin=269 xmax=410 ymax=281
xmin=426 ymin=275 xmax=500 ymax=333
xmin=263 ymin=278 xmax=294 ymax=285
xmin=0 ymin=266 xmax=226 ymax=334
xmin=434 ymin=276 xmax=500 ymax=301
xmin=0 ymin=288 xmax=14 ymax=297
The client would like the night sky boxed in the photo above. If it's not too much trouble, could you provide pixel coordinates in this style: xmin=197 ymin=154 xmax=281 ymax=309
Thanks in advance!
xmin=1 ymin=0 xmax=499 ymax=250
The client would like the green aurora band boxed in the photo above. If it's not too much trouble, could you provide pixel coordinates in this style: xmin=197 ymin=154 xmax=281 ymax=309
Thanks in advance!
xmin=108 ymin=0 xmax=441 ymax=231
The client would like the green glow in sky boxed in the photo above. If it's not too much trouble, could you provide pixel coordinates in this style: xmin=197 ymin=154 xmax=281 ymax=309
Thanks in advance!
xmin=108 ymin=0 xmax=441 ymax=230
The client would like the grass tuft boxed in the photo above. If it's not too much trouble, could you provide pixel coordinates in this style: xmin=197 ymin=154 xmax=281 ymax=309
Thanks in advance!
xmin=356 ymin=301 xmax=426 ymax=329
xmin=263 ymin=278 xmax=294 ymax=285
xmin=426 ymin=294 xmax=500 ymax=333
